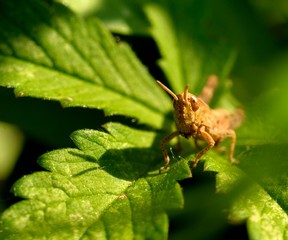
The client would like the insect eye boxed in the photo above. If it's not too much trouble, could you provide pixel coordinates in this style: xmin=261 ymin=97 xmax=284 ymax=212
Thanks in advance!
xmin=191 ymin=96 xmax=197 ymax=103
xmin=190 ymin=96 xmax=199 ymax=111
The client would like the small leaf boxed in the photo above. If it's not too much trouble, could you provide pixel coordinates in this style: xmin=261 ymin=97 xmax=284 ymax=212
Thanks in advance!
xmin=0 ymin=123 xmax=191 ymax=239
xmin=0 ymin=0 xmax=171 ymax=129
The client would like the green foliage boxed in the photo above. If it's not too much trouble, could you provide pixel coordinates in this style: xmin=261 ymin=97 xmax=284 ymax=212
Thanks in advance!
xmin=56 ymin=0 xmax=150 ymax=35
xmin=0 ymin=123 xmax=190 ymax=239
xmin=0 ymin=0 xmax=170 ymax=129
xmin=1 ymin=0 xmax=288 ymax=239
xmin=144 ymin=1 xmax=236 ymax=94
xmin=205 ymin=149 xmax=288 ymax=240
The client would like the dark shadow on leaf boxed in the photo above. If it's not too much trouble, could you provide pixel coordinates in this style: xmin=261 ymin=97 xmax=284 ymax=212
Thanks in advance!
xmin=98 ymin=108 xmax=182 ymax=181
xmin=67 ymin=149 xmax=98 ymax=164
xmin=98 ymin=147 xmax=162 ymax=181
xmin=72 ymin=167 xmax=100 ymax=177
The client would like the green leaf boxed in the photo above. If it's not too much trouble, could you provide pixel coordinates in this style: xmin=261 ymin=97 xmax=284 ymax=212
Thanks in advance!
xmin=144 ymin=0 xmax=237 ymax=94
xmin=0 ymin=123 xmax=191 ymax=239
xmin=201 ymin=83 xmax=288 ymax=239
xmin=203 ymin=148 xmax=288 ymax=240
xmin=0 ymin=0 xmax=171 ymax=129
xmin=55 ymin=0 xmax=150 ymax=35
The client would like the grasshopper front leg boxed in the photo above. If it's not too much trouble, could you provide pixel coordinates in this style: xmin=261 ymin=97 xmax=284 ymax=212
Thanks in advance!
xmin=192 ymin=125 xmax=215 ymax=169
xmin=159 ymin=131 xmax=180 ymax=173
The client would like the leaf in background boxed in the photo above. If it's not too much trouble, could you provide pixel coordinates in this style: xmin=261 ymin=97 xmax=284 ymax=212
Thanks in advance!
xmin=0 ymin=122 xmax=24 ymax=181
xmin=0 ymin=123 xmax=191 ymax=239
xmin=144 ymin=0 xmax=237 ymax=95
xmin=56 ymin=0 xmax=150 ymax=35
xmin=0 ymin=0 xmax=171 ymax=129
xmin=204 ymin=148 xmax=288 ymax=240
xmin=203 ymin=71 xmax=288 ymax=239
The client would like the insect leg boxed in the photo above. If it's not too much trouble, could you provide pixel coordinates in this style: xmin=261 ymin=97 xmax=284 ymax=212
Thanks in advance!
xmin=198 ymin=75 xmax=218 ymax=104
xmin=192 ymin=126 xmax=215 ymax=169
xmin=223 ymin=129 xmax=239 ymax=164
xmin=159 ymin=131 xmax=180 ymax=173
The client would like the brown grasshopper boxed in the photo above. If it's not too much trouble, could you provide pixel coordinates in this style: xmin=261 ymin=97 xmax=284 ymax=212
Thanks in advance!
xmin=157 ymin=75 xmax=244 ymax=173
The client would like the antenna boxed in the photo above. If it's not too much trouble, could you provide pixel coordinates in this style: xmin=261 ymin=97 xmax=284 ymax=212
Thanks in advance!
xmin=156 ymin=81 xmax=178 ymax=101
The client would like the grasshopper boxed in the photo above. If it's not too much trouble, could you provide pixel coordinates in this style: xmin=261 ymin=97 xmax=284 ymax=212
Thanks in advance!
xmin=157 ymin=75 xmax=244 ymax=173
